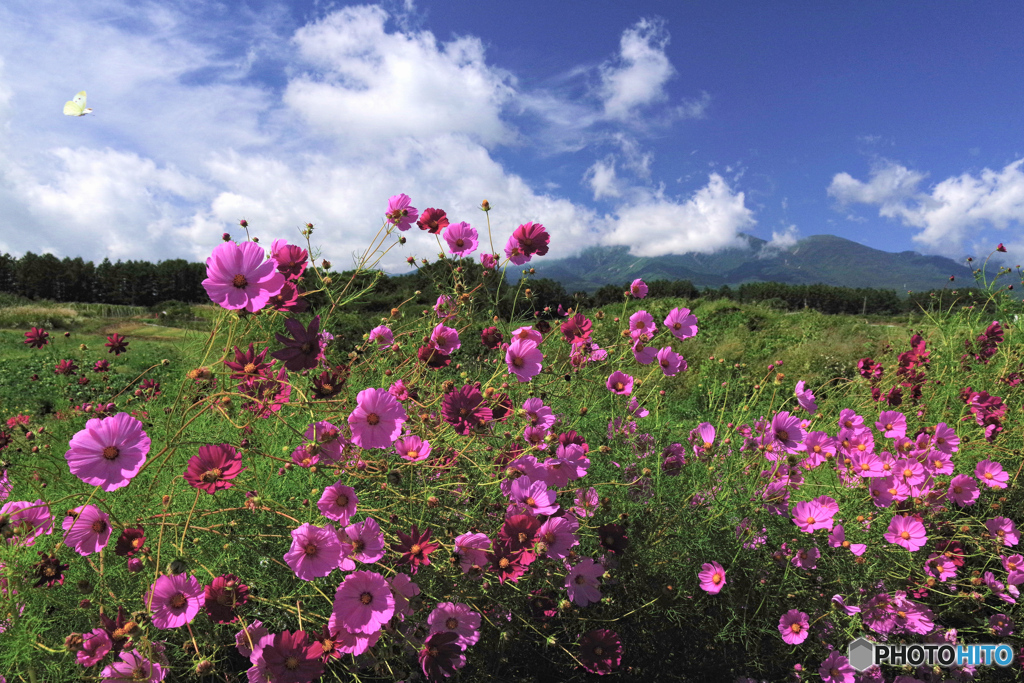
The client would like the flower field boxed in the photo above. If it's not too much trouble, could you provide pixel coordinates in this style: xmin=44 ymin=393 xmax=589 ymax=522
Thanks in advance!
xmin=0 ymin=198 xmax=1021 ymax=682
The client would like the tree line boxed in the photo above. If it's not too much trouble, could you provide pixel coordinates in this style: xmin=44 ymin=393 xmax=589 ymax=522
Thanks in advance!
xmin=0 ymin=251 xmax=991 ymax=317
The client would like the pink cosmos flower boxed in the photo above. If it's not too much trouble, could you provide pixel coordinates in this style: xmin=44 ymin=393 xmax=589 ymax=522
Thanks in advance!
xmin=389 ymin=572 xmax=420 ymax=621
xmin=317 ymin=482 xmax=357 ymax=525
xmin=987 ymin=517 xmax=1019 ymax=547
xmin=184 ymin=443 xmax=244 ymax=494
xmin=395 ymin=434 xmax=432 ymax=462
xmin=434 ymin=294 xmax=458 ymax=321
xmin=698 ymin=561 xmax=726 ymax=594
xmin=65 ymin=412 xmax=151 ymax=492
xmin=430 ymin=324 xmax=461 ymax=355
xmin=341 ymin=517 xmax=386 ymax=564
xmin=791 ymin=500 xmax=834 ymax=533
xmin=428 ymin=602 xmax=481 ymax=648
xmin=831 ymin=594 xmax=860 ymax=614
xmin=331 ymin=570 xmax=395 ymax=634
xmin=62 ymin=505 xmax=111 ymax=556
xmin=947 ymin=474 xmax=979 ymax=506
xmin=631 ymin=339 xmax=657 ymax=365
xmin=368 ymin=325 xmax=394 ymax=349
xmin=628 ymin=310 xmax=656 ymax=339
xmin=791 ymin=547 xmax=820 ymax=570
xmin=270 ymin=240 xmax=308 ymax=281
xmin=819 ymin=652 xmax=854 ymax=683
xmin=348 ymin=388 xmax=408 ymax=449
xmin=925 ymin=553 xmax=958 ymax=582
xmin=976 ymin=460 xmax=1009 ymax=488
xmin=386 ymin=193 xmax=418 ymax=231
xmin=0 ymin=470 xmax=10 ymax=504
xmin=0 ymin=499 xmax=52 ymax=547
xmin=522 ymin=397 xmax=556 ymax=430
xmin=442 ymin=384 xmax=492 ymax=434
xmin=100 ymin=650 xmax=165 ymax=682
xmin=894 ymin=458 xmax=926 ymax=486
xmin=629 ymin=278 xmax=648 ymax=299
xmin=573 ymin=487 xmax=599 ymax=518
xmin=828 ymin=525 xmax=866 ymax=556
xmin=778 ymin=609 xmax=809 ymax=644
xmin=795 ymin=380 xmax=818 ymax=414
xmin=875 ymin=410 xmax=907 ymax=439
xmin=656 ymin=347 xmax=686 ymax=376
xmin=145 ymin=573 xmax=204 ymax=629
xmin=509 ymin=477 xmax=559 ymax=516
xmin=453 ymin=532 xmax=491 ymax=575
xmin=285 ymin=523 xmax=341 ymax=581
xmin=235 ymin=620 xmax=269 ymax=659
xmin=566 ymin=558 xmax=603 ymax=606
xmin=480 ymin=252 xmax=498 ymax=270
xmin=506 ymin=338 xmax=543 ymax=382
xmin=261 ymin=630 xmax=324 ymax=683
xmin=664 ymin=307 xmax=698 ymax=340
xmin=512 ymin=222 xmax=550 ymax=257
xmin=536 ymin=515 xmax=580 ymax=559
xmin=606 ymin=371 xmax=633 ymax=395
xmin=511 ymin=325 xmax=543 ymax=345
xmin=504 ymin=235 xmax=530 ymax=265
xmin=444 ymin=222 xmax=479 ymax=257
xmin=77 ymin=628 xmax=112 ymax=666
xmin=202 ymin=241 xmax=285 ymax=313
xmin=932 ymin=422 xmax=959 ymax=454
xmin=884 ymin=515 xmax=928 ymax=551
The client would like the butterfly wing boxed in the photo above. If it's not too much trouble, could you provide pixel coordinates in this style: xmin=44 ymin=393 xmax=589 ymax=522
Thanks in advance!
xmin=63 ymin=91 xmax=88 ymax=116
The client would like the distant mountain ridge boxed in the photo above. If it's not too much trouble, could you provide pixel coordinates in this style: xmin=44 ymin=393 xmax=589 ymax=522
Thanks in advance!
xmin=529 ymin=234 xmax=974 ymax=295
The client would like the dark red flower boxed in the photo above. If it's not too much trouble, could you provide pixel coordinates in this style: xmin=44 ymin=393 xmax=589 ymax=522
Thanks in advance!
xmin=560 ymin=313 xmax=593 ymax=344
xmin=271 ymin=315 xmax=323 ymax=372
xmin=272 ymin=242 xmax=309 ymax=280
xmin=261 ymin=630 xmax=324 ymax=683
xmin=486 ymin=543 xmax=527 ymax=584
xmin=24 ymin=327 xmax=50 ymax=348
xmin=997 ymin=243 xmax=1007 ymax=252
xmin=579 ymin=629 xmax=622 ymax=675
xmin=441 ymin=384 xmax=492 ymax=435
xmin=184 ymin=444 xmax=245 ymax=494
xmin=481 ymin=326 xmax=503 ymax=350
xmin=418 ymin=344 xmax=451 ymax=369
xmin=32 ymin=552 xmax=69 ymax=588
xmin=113 ymin=527 xmax=146 ymax=557
xmin=104 ymin=333 xmax=129 ymax=356
xmin=223 ymin=343 xmax=275 ymax=381
xmin=55 ymin=359 xmax=78 ymax=376
xmin=312 ymin=625 xmax=342 ymax=661
xmin=268 ymin=281 xmax=309 ymax=313
xmin=93 ymin=360 xmax=110 ymax=373
xmin=311 ymin=365 xmax=349 ymax=399
xmin=419 ymin=631 xmax=465 ymax=680
xmin=597 ymin=523 xmax=629 ymax=555
xmin=203 ymin=573 xmax=249 ymax=623
xmin=392 ymin=524 xmax=440 ymax=575
xmin=528 ymin=592 xmax=558 ymax=621
xmin=99 ymin=605 xmax=132 ymax=652
xmin=490 ymin=393 xmax=513 ymax=423
xmin=417 ymin=208 xmax=450 ymax=235
xmin=499 ymin=514 xmax=541 ymax=562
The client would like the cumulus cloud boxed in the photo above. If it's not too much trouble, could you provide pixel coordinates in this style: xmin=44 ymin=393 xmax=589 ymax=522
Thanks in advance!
xmin=585 ymin=158 xmax=620 ymax=200
xmin=599 ymin=18 xmax=675 ymax=120
xmin=758 ymin=225 xmax=800 ymax=258
xmin=828 ymin=159 xmax=1024 ymax=256
xmin=599 ymin=173 xmax=755 ymax=257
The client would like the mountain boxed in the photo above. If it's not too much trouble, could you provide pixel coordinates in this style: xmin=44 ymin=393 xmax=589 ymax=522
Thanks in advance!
xmin=529 ymin=234 xmax=976 ymax=295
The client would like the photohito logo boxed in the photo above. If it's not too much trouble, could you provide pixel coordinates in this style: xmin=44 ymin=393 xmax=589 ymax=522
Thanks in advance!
xmin=847 ymin=637 xmax=1015 ymax=671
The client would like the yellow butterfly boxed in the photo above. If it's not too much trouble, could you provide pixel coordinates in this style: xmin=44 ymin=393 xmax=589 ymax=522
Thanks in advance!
xmin=63 ymin=91 xmax=93 ymax=117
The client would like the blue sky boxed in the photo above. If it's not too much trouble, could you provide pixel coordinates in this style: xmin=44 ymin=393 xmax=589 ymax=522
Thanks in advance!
xmin=1 ymin=0 xmax=1022 ymax=272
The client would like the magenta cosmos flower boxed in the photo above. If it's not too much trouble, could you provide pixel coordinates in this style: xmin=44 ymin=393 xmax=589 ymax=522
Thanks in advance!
xmin=656 ymin=347 xmax=686 ymax=376
xmin=579 ymin=629 xmax=622 ymax=676
xmin=428 ymin=602 xmax=481 ymax=648
xmin=270 ymin=239 xmax=308 ymax=280
xmin=444 ymin=222 xmax=479 ymax=257
xmin=62 ymin=505 xmax=111 ymax=556
xmin=395 ymin=434 xmax=432 ymax=462
xmin=512 ymin=221 xmax=550 ymax=257
xmin=976 ymin=459 xmax=1009 ymax=488
xmin=778 ymin=609 xmax=810 ymax=644
xmin=947 ymin=474 xmax=979 ymax=506
xmin=417 ymin=207 xmax=449 ymax=234
xmin=145 ymin=573 xmax=203 ymax=629
xmin=202 ymin=241 xmax=285 ymax=313
xmin=698 ymin=561 xmax=726 ymax=594
xmin=348 ymin=387 xmax=408 ymax=449
xmin=884 ymin=515 xmax=928 ymax=551
xmin=66 ymin=412 xmax=151 ymax=492
xmin=386 ymin=193 xmax=418 ymax=231
xmin=184 ymin=443 xmax=244 ymax=494
xmin=566 ymin=558 xmax=603 ymax=607
xmin=368 ymin=325 xmax=394 ymax=349
xmin=331 ymin=570 xmax=395 ymax=634
xmin=506 ymin=338 xmax=543 ymax=382
xmin=285 ymin=523 xmax=342 ymax=581
xmin=261 ymin=630 xmax=324 ymax=683
xmin=0 ymin=499 xmax=52 ymax=547
xmin=23 ymin=326 xmax=49 ymax=348
xmin=606 ymin=371 xmax=634 ymax=395
xmin=987 ymin=517 xmax=1019 ymax=546
xmin=664 ymin=307 xmax=698 ymax=340
xmin=819 ymin=651 xmax=854 ymax=683
xmin=791 ymin=499 xmax=835 ymax=533
xmin=78 ymin=628 xmax=112 ymax=666
xmin=419 ymin=631 xmax=466 ymax=680
xmin=341 ymin=517 xmax=387 ymax=564
xmin=629 ymin=278 xmax=648 ymax=299
xmin=100 ymin=650 xmax=165 ymax=682
xmin=318 ymin=481 xmax=358 ymax=525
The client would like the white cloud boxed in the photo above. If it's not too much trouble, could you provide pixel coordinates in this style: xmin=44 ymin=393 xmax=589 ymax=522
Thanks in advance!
xmin=284 ymin=5 xmax=516 ymax=148
xmin=829 ymin=159 xmax=1024 ymax=256
xmin=599 ymin=18 xmax=675 ymax=120
xmin=758 ymin=224 xmax=799 ymax=258
xmin=585 ymin=158 xmax=620 ymax=200
xmin=599 ymin=173 xmax=755 ymax=256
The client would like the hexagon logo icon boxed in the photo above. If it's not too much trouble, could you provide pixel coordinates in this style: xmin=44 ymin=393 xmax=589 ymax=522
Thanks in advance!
xmin=848 ymin=638 xmax=875 ymax=671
